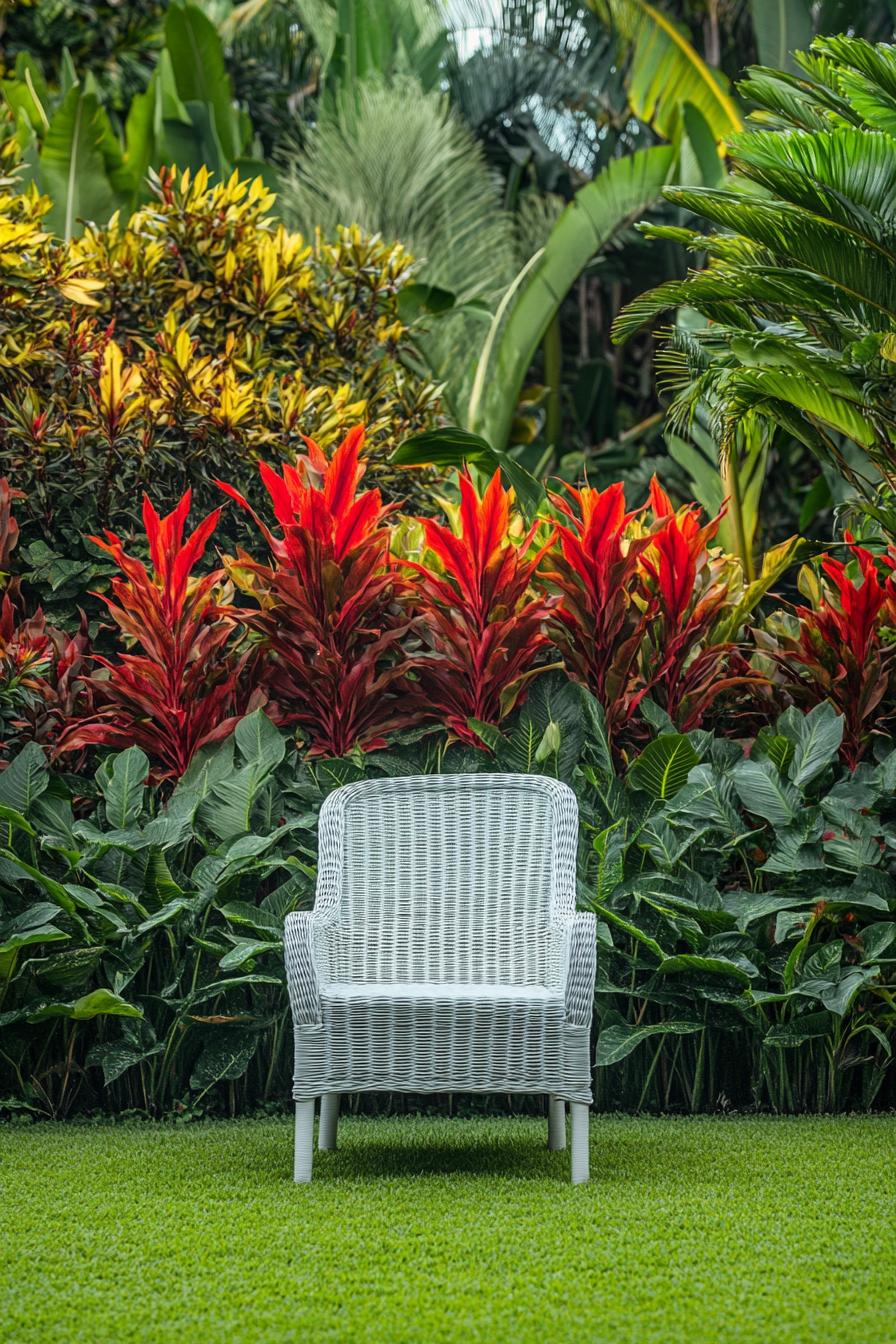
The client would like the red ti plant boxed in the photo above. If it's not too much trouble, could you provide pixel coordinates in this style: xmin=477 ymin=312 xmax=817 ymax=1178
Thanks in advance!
xmin=545 ymin=476 xmax=760 ymax=740
xmin=542 ymin=480 xmax=659 ymax=740
xmin=637 ymin=478 xmax=759 ymax=731
xmin=58 ymin=492 xmax=249 ymax=780
xmin=218 ymin=425 xmax=416 ymax=757
xmin=405 ymin=469 xmax=555 ymax=746
xmin=0 ymin=478 xmax=98 ymax=759
xmin=769 ymin=538 xmax=894 ymax=768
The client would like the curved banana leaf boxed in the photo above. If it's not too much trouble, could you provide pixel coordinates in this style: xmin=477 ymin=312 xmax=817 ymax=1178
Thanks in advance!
xmin=469 ymin=144 xmax=675 ymax=453
xmin=393 ymin=427 xmax=545 ymax=522
xmin=39 ymin=87 xmax=126 ymax=240
xmin=594 ymin=0 xmax=743 ymax=140
xmin=164 ymin=0 xmax=244 ymax=164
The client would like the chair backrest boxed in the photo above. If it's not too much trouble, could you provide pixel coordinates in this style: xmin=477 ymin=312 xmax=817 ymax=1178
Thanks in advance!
xmin=315 ymin=774 xmax=577 ymax=987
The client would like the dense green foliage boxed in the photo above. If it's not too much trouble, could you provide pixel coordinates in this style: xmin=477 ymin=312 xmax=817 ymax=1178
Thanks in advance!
xmin=3 ymin=1114 xmax=895 ymax=1343
xmin=2 ymin=5 xmax=896 ymax=1130
xmin=6 ymin=1 xmax=895 ymax=547
xmin=0 ymin=2 xmax=267 ymax=235
xmin=0 ymin=685 xmax=893 ymax=1117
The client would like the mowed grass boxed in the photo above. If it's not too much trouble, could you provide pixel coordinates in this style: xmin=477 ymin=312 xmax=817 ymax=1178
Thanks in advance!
xmin=2 ymin=1113 xmax=894 ymax=1344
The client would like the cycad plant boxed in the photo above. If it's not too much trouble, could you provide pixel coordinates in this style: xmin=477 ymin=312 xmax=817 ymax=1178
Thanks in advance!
xmin=612 ymin=36 xmax=896 ymax=526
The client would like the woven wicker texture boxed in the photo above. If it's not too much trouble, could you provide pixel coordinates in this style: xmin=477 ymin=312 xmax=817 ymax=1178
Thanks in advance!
xmin=285 ymin=774 xmax=596 ymax=1106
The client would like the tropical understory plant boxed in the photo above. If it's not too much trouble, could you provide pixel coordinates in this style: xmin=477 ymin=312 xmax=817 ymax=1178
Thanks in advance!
xmin=578 ymin=698 xmax=896 ymax=1114
xmin=0 ymin=710 xmax=317 ymax=1118
xmin=0 ymin=691 xmax=892 ymax=1119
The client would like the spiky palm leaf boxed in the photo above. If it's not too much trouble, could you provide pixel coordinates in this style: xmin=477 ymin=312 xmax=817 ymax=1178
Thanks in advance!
xmin=612 ymin=35 xmax=896 ymax=513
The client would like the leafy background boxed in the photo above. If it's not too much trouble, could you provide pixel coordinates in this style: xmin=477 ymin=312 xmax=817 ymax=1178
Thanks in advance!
xmin=2 ymin=0 xmax=896 ymax=1119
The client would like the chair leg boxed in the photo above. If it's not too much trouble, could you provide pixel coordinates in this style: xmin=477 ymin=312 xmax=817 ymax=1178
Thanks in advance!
xmin=319 ymin=1092 xmax=339 ymax=1150
xmin=570 ymin=1103 xmax=589 ymax=1184
xmin=294 ymin=1100 xmax=314 ymax=1183
xmin=548 ymin=1095 xmax=566 ymax=1151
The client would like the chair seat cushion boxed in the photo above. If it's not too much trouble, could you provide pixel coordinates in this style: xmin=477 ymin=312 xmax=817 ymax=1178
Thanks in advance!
xmin=323 ymin=981 xmax=559 ymax=1004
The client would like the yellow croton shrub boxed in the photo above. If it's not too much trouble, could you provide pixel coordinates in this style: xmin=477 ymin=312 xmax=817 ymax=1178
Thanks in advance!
xmin=0 ymin=156 xmax=442 ymax=582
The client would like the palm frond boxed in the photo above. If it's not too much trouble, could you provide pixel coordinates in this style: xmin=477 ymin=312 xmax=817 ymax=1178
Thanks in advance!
xmin=277 ymin=75 xmax=519 ymax=405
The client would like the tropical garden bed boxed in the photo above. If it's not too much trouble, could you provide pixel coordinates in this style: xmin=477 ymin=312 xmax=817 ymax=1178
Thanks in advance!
xmin=2 ymin=0 xmax=896 ymax=1338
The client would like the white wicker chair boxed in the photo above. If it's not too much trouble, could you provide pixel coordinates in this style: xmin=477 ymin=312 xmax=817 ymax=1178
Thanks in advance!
xmin=284 ymin=773 xmax=596 ymax=1183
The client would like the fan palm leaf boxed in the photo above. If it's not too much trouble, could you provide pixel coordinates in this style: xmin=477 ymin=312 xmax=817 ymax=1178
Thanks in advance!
xmin=278 ymin=76 xmax=518 ymax=408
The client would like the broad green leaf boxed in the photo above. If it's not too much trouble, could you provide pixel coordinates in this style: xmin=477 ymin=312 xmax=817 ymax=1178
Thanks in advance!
xmin=28 ymin=989 xmax=142 ymax=1022
xmin=201 ymin=764 xmax=265 ymax=841
xmin=0 ymin=804 xmax=35 ymax=838
xmin=859 ymin=923 xmax=896 ymax=963
xmin=396 ymin=282 xmax=456 ymax=320
xmin=681 ymin=101 xmax=723 ymax=187
xmin=219 ymin=938 xmax=282 ymax=971
xmin=164 ymin=0 xmax=242 ymax=163
xmin=0 ymin=850 xmax=77 ymax=916
xmin=596 ymin=1017 xmax=703 ymax=1066
xmin=720 ymin=890 xmax=809 ymax=932
xmin=596 ymin=0 xmax=742 ymax=141
xmin=86 ymin=1039 xmax=163 ymax=1086
xmin=731 ymin=758 xmax=800 ymax=826
xmin=39 ymin=88 xmax=122 ymax=240
xmin=824 ymin=832 xmax=883 ymax=873
xmin=656 ymin=953 xmax=754 ymax=984
xmin=145 ymin=851 xmax=186 ymax=903
xmin=135 ymin=895 xmax=205 ymax=933
xmin=217 ymin=902 xmax=283 ymax=936
xmin=187 ymin=974 xmax=281 ymax=1008
xmin=97 ymin=747 xmax=149 ymax=830
xmin=189 ymin=1025 xmax=257 ymax=1089
xmin=763 ymin=1011 xmax=832 ymax=1047
xmin=28 ymin=946 xmax=104 ymax=992
xmin=798 ymin=967 xmax=877 ymax=1016
xmin=0 ymin=923 xmax=68 ymax=956
xmin=779 ymin=703 xmax=844 ymax=788
xmin=0 ymin=742 xmax=49 ymax=814
xmin=235 ymin=709 xmax=286 ymax=773
xmin=628 ymin=734 xmax=699 ymax=801
xmin=752 ymin=729 xmax=795 ymax=773
xmin=588 ymin=901 xmax=667 ymax=960
xmin=749 ymin=0 xmax=812 ymax=75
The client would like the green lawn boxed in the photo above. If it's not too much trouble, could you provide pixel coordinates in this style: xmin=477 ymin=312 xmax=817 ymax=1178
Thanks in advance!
xmin=2 ymin=1113 xmax=894 ymax=1344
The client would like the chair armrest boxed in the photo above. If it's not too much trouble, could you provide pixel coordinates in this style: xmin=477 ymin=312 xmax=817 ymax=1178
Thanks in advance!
xmin=564 ymin=911 xmax=597 ymax=1027
xmin=283 ymin=912 xmax=324 ymax=1028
